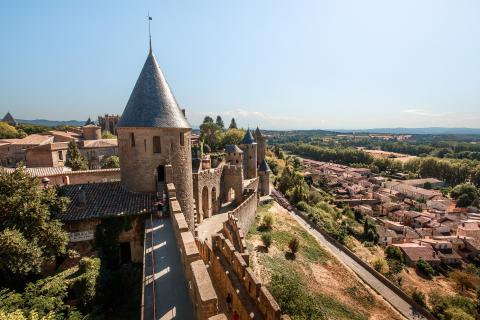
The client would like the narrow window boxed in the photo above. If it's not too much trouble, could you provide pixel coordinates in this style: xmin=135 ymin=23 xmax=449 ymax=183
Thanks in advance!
xmin=130 ymin=132 xmax=135 ymax=147
xmin=153 ymin=136 xmax=161 ymax=153
xmin=180 ymin=133 xmax=185 ymax=146
xmin=58 ymin=151 xmax=63 ymax=160
xmin=144 ymin=139 xmax=147 ymax=152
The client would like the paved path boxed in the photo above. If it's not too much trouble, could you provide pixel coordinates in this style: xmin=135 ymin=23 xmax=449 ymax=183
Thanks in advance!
xmin=143 ymin=216 xmax=194 ymax=320
xmin=286 ymin=209 xmax=426 ymax=320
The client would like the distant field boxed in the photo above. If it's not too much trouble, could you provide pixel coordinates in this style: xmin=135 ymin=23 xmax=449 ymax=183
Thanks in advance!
xmin=361 ymin=149 xmax=417 ymax=163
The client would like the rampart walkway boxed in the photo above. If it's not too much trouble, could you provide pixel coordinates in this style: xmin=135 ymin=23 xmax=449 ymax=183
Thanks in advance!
xmin=143 ymin=216 xmax=194 ymax=320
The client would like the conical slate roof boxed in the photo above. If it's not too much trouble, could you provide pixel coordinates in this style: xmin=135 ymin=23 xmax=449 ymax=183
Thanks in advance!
xmin=85 ymin=117 xmax=95 ymax=126
xmin=225 ymin=144 xmax=243 ymax=153
xmin=240 ymin=128 xmax=256 ymax=145
xmin=255 ymin=126 xmax=263 ymax=138
xmin=259 ymin=159 xmax=271 ymax=172
xmin=2 ymin=112 xmax=17 ymax=125
xmin=117 ymin=51 xmax=191 ymax=129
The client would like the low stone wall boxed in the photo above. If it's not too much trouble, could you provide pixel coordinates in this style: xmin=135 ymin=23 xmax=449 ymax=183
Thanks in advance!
xmin=244 ymin=176 xmax=259 ymax=192
xmin=197 ymin=234 xmax=284 ymax=320
xmin=230 ymin=191 xmax=258 ymax=233
xmin=48 ymin=168 xmax=120 ymax=185
xmin=167 ymin=184 xmax=219 ymax=320
xmin=222 ymin=214 xmax=247 ymax=253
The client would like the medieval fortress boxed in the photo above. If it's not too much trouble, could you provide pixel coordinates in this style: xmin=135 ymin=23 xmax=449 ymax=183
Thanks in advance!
xmin=0 ymin=44 xmax=288 ymax=319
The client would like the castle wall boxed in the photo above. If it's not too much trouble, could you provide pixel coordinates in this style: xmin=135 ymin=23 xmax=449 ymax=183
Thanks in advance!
xmin=222 ymin=164 xmax=243 ymax=205
xmin=230 ymin=191 xmax=258 ymax=233
xmin=241 ymin=144 xmax=257 ymax=179
xmin=46 ymin=168 xmax=120 ymax=186
xmin=118 ymin=127 xmax=194 ymax=229
xmin=193 ymin=165 xmax=223 ymax=223
xmin=259 ymin=171 xmax=271 ymax=196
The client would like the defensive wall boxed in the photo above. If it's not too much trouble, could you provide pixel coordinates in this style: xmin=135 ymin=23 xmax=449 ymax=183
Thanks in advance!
xmin=222 ymin=164 xmax=244 ymax=205
xmin=230 ymin=190 xmax=259 ymax=233
xmin=193 ymin=165 xmax=223 ymax=222
xmin=167 ymin=183 xmax=219 ymax=319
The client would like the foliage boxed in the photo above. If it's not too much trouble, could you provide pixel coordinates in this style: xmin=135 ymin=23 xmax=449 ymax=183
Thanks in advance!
xmin=101 ymin=130 xmax=116 ymax=139
xmin=451 ymin=184 xmax=478 ymax=207
xmin=200 ymin=122 xmax=222 ymax=151
xmin=215 ymin=115 xmax=224 ymax=129
xmin=449 ymin=271 xmax=476 ymax=292
xmin=101 ymin=155 xmax=120 ymax=169
xmin=429 ymin=290 xmax=477 ymax=320
xmin=277 ymin=166 xmax=309 ymax=205
xmin=65 ymin=141 xmax=88 ymax=171
xmin=372 ymin=257 xmax=388 ymax=274
xmin=385 ymin=246 xmax=403 ymax=263
xmin=363 ymin=218 xmax=379 ymax=244
xmin=17 ymin=124 xmax=51 ymax=135
xmin=262 ymin=214 xmax=274 ymax=230
xmin=266 ymin=156 xmax=280 ymax=175
xmin=0 ymin=122 xmax=25 ymax=139
xmin=202 ymin=116 xmax=214 ymax=123
xmin=282 ymin=143 xmax=374 ymax=166
xmin=411 ymin=289 xmax=427 ymax=308
xmin=221 ymin=128 xmax=245 ymax=147
xmin=288 ymin=237 xmax=300 ymax=257
xmin=0 ymin=167 xmax=69 ymax=285
xmin=416 ymin=259 xmax=434 ymax=279
xmin=261 ymin=233 xmax=272 ymax=249
xmin=228 ymin=118 xmax=237 ymax=129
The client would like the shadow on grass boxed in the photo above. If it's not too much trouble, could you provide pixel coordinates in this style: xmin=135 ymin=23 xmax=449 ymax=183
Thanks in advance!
xmin=255 ymin=245 xmax=269 ymax=253
xmin=285 ymin=252 xmax=296 ymax=260
xmin=257 ymin=225 xmax=272 ymax=232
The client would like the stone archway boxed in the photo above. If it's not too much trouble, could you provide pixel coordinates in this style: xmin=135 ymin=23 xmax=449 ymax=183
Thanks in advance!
xmin=211 ymin=187 xmax=217 ymax=214
xmin=202 ymin=186 xmax=210 ymax=218
xmin=227 ymin=187 xmax=235 ymax=203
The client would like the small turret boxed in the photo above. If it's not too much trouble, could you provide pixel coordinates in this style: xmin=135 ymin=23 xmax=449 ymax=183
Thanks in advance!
xmin=258 ymin=159 xmax=271 ymax=196
xmin=240 ymin=129 xmax=257 ymax=179
xmin=253 ymin=126 xmax=266 ymax=167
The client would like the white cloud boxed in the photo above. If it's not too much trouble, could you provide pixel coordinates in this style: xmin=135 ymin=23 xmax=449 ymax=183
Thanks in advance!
xmin=402 ymin=108 xmax=452 ymax=118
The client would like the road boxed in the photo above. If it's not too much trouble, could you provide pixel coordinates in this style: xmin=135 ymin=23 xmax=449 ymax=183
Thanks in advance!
xmin=286 ymin=208 xmax=427 ymax=320
xmin=143 ymin=216 xmax=194 ymax=320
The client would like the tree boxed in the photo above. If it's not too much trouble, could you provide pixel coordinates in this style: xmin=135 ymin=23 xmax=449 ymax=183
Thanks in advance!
xmin=65 ymin=141 xmax=88 ymax=171
xmin=451 ymin=184 xmax=478 ymax=207
xmin=215 ymin=115 xmax=224 ymax=129
xmin=200 ymin=122 xmax=222 ymax=151
xmin=101 ymin=130 xmax=116 ymax=139
xmin=385 ymin=246 xmax=404 ymax=263
xmin=288 ymin=237 xmax=300 ymax=257
xmin=101 ymin=156 xmax=120 ymax=169
xmin=416 ymin=259 xmax=434 ymax=279
xmin=411 ymin=289 xmax=427 ymax=307
xmin=202 ymin=116 xmax=214 ymax=124
xmin=229 ymin=118 xmax=237 ymax=129
xmin=0 ymin=167 xmax=69 ymax=284
xmin=222 ymin=128 xmax=245 ymax=147
xmin=373 ymin=257 xmax=388 ymax=274
xmin=0 ymin=122 xmax=24 ymax=139
xmin=261 ymin=233 xmax=272 ymax=250
xmin=262 ymin=214 xmax=274 ymax=230
xmin=450 ymin=271 xmax=475 ymax=292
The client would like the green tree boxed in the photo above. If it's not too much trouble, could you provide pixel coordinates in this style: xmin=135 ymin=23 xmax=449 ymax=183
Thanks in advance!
xmin=101 ymin=155 xmax=120 ymax=169
xmin=411 ymin=289 xmax=427 ymax=307
xmin=451 ymin=184 xmax=478 ymax=207
xmin=221 ymin=128 xmax=245 ymax=147
xmin=0 ymin=167 xmax=69 ymax=283
xmin=416 ymin=259 xmax=434 ymax=279
xmin=261 ymin=233 xmax=272 ymax=250
xmin=202 ymin=116 xmax=214 ymax=124
xmin=288 ymin=237 xmax=300 ymax=257
xmin=229 ymin=118 xmax=237 ymax=129
xmin=65 ymin=141 xmax=88 ymax=171
xmin=215 ymin=115 xmax=224 ymax=129
xmin=200 ymin=122 xmax=222 ymax=151
xmin=0 ymin=122 xmax=24 ymax=139
xmin=385 ymin=246 xmax=404 ymax=263
xmin=101 ymin=130 xmax=116 ymax=139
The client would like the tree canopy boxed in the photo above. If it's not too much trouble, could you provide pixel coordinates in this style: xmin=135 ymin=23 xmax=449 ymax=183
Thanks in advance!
xmin=101 ymin=155 xmax=120 ymax=169
xmin=202 ymin=116 xmax=214 ymax=124
xmin=0 ymin=122 xmax=25 ymax=139
xmin=65 ymin=141 xmax=88 ymax=171
xmin=215 ymin=116 xmax=224 ymax=129
xmin=0 ymin=167 xmax=69 ymax=284
xmin=229 ymin=118 xmax=238 ymax=129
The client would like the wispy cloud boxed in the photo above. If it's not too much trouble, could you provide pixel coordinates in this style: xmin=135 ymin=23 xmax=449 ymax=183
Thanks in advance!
xmin=402 ymin=108 xmax=452 ymax=118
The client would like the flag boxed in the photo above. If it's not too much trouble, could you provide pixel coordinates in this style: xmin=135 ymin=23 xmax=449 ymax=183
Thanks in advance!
xmin=149 ymin=16 xmax=152 ymax=20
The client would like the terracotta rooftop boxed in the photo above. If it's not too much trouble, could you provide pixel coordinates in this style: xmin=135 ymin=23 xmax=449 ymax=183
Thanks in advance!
xmin=78 ymin=139 xmax=118 ymax=148
xmin=14 ymin=134 xmax=53 ymax=146
xmin=59 ymin=182 xmax=156 ymax=221
xmin=1 ymin=166 xmax=72 ymax=177
xmin=397 ymin=244 xmax=440 ymax=263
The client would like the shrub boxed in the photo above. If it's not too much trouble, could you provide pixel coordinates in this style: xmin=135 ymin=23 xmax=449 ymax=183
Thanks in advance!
xmin=385 ymin=246 xmax=404 ymax=263
xmin=411 ymin=289 xmax=426 ymax=307
xmin=373 ymin=257 xmax=388 ymax=274
xmin=288 ymin=237 xmax=300 ymax=257
xmin=263 ymin=214 xmax=274 ymax=230
xmin=261 ymin=233 xmax=272 ymax=250
xmin=416 ymin=259 xmax=434 ymax=279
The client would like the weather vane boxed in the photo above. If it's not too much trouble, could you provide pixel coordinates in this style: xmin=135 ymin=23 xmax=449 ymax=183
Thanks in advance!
xmin=147 ymin=13 xmax=153 ymax=52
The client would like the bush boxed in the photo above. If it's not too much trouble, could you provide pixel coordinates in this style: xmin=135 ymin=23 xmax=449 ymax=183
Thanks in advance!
xmin=101 ymin=155 xmax=120 ymax=169
xmin=261 ymin=233 xmax=272 ymax=250
xmin=385 ymin=246 xmax=404 ymax=263
xmin=373 ymin=257 xmax=388 ymax=274
xmin=416 ymin=259 xmax=434 ymax=279
xmin=288 ymin=237 xmax=300 ymax=257
xmin=411 ymin=289 xmax=426 ymax=307
xmin=263 ymin=214 xmax=274 ymax=230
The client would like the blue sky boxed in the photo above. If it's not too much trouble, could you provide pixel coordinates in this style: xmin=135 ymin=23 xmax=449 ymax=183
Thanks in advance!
xmin=1 ymin=0 xmax=479 ymax=130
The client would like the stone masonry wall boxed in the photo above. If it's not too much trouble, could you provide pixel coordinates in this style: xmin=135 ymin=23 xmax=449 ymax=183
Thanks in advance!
xmin=47 ymin=168 xmax=120 ymax=186
xmin=193 ymin=165 xmax=223 ymax=223
xmin=230 ymin=191 xmax=258 ymax=233
xmin=222 ymin=164 xmax=243 ymax=205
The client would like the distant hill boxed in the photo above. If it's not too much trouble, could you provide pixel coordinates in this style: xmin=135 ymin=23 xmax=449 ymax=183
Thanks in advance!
xmin=17 ymin=119 xmax=85 ymax=127
xmin=334 ymin=127 xmax=480 ymax=135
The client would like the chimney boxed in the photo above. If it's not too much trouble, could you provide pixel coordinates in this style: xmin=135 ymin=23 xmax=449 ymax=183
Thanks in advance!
xmin=78 ymin=186 xmax=87 ymax=205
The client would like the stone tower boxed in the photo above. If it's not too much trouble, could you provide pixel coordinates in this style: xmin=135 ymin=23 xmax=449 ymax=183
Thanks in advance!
xmin=258 ymin=159 xmax=271 ymax=196
xmin=253 ymin=126 xmax=266 ymax=167
xmin=239 ymin=129 xmax=257 ymax=179
xmin=117 ymin=48 xmax=194 ymax=229
xmin=224 ymin=144 xmax=243 ymax=166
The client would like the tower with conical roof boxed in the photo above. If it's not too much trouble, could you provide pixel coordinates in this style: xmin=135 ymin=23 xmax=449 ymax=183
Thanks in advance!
xmin=239 ymin=128 xmax=257 ymax=179
xmin=253 ymin=126 xmax=266 ymax=167
xmin=2 ymin=112 xmax=17 ymax=127
xmin=117 ymin=45 xmax=194 ymax=228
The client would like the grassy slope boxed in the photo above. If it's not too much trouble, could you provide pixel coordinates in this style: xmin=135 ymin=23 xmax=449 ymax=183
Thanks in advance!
xmin=247 ymin=202 xmax=403 ymax=320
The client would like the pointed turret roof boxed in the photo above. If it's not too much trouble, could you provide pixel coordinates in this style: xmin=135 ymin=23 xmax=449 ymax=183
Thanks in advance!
xmin=117 ymin=51 xmax=191 ymax=129
xmin=254 ymin=126 xmax=263 ymax=138
xmin=225 ymin=144 xmax=243 ymax=154
xmin=2 ymin=112 xmax=17 ymax=126
xmin=240 ymin=128 xmax=256 ymax=145
xmin=85 ymin=117 xmax=95 ymax=126
xmin=259 ymin=159 xmax=271 ymax=172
